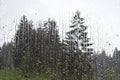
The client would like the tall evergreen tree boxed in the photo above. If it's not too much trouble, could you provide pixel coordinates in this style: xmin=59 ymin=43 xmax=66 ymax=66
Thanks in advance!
xmin=113 ymin=48 xmax=120 ymax=80
xmin=13 ymin=15 xmax=34 ymax=77
xmin=0 ymin=47 xmax=3 ymax=69
xmin=43 ymin=19 xmax=61 ymax=74
xmin=0 ymin=42 xmax=13 ymax=69
xmin=64 ymin=10 xmax=94 ymax=80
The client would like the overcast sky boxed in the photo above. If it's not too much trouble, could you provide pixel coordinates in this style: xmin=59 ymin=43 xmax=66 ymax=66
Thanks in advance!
xmin=0 ymin=0 xmax=120 ymax=54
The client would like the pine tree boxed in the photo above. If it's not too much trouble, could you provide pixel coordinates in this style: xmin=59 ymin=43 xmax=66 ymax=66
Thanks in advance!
xmin=113 ymin=48 xmax=120 ymax=79
xmin=66 ymin=10 xmax=93 ymax=55
xmin=13 ymin=15 xmax=34 ymax=77
xmin=43 ymin=19 xmax=61 ymax=74
xmin=64 ymin=10 xmax=93 ymax=80
xmin=0 ymin=42 xmax=13 ymax=69
xmin=0 ymin=47 xmax=3 ymax=69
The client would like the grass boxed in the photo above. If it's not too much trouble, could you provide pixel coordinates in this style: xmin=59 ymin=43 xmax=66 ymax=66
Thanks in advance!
xmin=0 ymin=69 xmax=56 ymax=80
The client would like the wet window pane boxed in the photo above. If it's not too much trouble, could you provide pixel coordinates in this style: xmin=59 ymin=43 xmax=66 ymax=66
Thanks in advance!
xmin=0 ymin=0 xmax=120 ymax=80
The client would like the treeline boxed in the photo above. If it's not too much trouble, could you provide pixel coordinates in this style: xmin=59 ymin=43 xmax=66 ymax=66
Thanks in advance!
xmin=93 ymin=49 xmax=120 ymax=80
xmin=0 ymin=10 xmax=120 ymax=80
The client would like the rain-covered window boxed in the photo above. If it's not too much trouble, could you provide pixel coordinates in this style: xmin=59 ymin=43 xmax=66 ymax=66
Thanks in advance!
xmin=0 ymin=0 xmax=120 ymax=80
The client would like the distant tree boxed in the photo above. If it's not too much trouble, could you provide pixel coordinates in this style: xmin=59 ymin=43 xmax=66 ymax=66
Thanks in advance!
xmin=0 ymin=47 xmax=2 ymax=69
xmin=63 ymin=10 xmax=94 ymax=80
xmin=13 ymin=15 xmax=34 ymax=77
xmin=113 ymin=48 xmax=120 ymax=80
xmin=0 ymin=42 xmax=13 ymax=69
xmin=92 ymin=49 xmax=119 ymax=80
xmin=44 ymin=19 xmax=61 ymax=71
xmin=99 ymin=50 xmax=108 ymax=80
xmin=33 ymin=19 xmax=62 ymax=75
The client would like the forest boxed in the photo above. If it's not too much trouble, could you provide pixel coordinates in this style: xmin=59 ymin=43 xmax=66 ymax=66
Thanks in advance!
xmin=0 ymin=10 xmax=120 ymax=80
